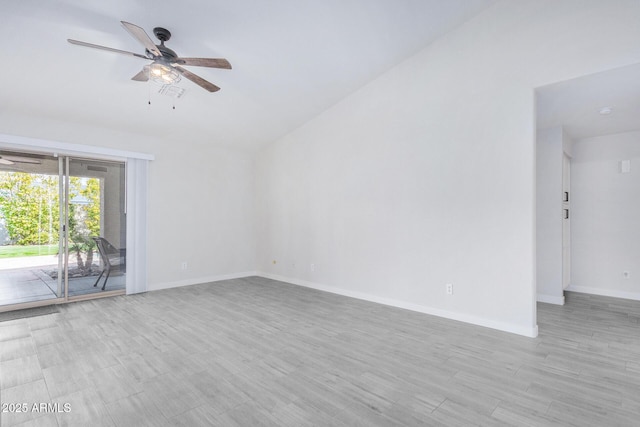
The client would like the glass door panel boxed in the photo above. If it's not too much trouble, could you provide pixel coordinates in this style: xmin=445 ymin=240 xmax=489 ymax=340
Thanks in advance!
xmin=0 ymin=151 xmax=64 ymax=306
xmin=66 ymin=158 xmax=126 ymax=298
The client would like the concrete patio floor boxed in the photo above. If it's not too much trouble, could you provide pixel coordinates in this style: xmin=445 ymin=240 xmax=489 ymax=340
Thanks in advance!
xmin=0 ymin=257 xmax=125 ymax=307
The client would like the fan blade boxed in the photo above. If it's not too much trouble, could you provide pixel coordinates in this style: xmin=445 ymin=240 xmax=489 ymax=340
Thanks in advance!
xmin=174 ymin=65 xmax=220 ymax=92
xmin=1 ymin=156 xmax=41 ymax=165
xmin=131 ymin=68 xmax=149 ymax=82
xmin=121 ymin=21 xmax=162 ymax=57
xmin=176 ymin=58 xmax=232 ymax=69
xmin=68 ymin=39 xmax=149 ymax=59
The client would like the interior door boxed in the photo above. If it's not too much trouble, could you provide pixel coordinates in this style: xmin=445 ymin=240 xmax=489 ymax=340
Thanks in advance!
xmin=562 ymin=153 xmax=571 ymax=290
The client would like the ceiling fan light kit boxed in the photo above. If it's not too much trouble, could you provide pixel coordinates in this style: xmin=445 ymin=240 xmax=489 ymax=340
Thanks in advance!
xmin=68 ymin=21 xmax=231 ymax=93
xmin=148 ymin=62 xmax=181 ymax=85
xmin=158 ymin=84 xmax=186 ymax=99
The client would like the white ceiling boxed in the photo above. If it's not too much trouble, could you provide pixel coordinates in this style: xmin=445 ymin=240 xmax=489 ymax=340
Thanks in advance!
xmin=2 ymin=0 xmax=496 ymax=152
xmin=537 ymin=62 xmax=640 ymax=141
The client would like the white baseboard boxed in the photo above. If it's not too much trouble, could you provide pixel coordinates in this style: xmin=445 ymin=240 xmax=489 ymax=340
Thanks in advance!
xmin=257 ymin=272 xmax=538 ymax=338
xmin=537 ymin=293 xmax=565 ymax=305
xmin=148 ymin=271 xmax=258 ymax=292
xmin=566 ymin=285 xmax=640 ymax=301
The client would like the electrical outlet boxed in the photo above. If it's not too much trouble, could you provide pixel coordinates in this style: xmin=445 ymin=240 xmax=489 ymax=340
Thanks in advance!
xmin=623 ymin=271 xmax=630 ymax=279
xmin=446 ymin=283 xmax=453 ymax=295
xmin=181 ymin=261 xmax=188 ymax=270
xmin=310 ymin=263 xmax=315 ymax=272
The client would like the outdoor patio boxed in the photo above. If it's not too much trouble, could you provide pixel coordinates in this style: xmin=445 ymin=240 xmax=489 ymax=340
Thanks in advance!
xmin=0 ymin=255 xmax=124 ymax=306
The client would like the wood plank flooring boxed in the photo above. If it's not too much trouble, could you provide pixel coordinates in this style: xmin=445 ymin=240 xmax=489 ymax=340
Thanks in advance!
xmin=1 ymin=276 xmax=639 ymax=426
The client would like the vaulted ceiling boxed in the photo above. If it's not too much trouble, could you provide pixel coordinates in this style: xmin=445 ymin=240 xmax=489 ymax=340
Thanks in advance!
xmin=2 ymin=0 xmax=496 ymax=151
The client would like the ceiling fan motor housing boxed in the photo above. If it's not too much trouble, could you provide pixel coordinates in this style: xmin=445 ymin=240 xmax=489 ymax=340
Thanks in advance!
xmin=156 ymin=45 xmax=178 ymax=59
xmin=151 ymin=27 xmax=178 ymax=59
xmin=153 ymin=27 xmax=171 ymax=42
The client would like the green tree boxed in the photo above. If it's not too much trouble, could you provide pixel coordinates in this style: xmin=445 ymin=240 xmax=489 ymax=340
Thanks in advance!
xmin=0 ymin=172 xmax=101 ymax=275
xmin=0 ymin=172 xmax=59 ymax=245
xmin=68 ymin=176 xmax=101 ymax=272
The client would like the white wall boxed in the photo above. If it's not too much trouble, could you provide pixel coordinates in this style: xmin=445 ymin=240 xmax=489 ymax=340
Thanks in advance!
xmin=570 ymin=131 xmax=640 ymax=300
xmin=146 ymin=141 xmax=256 ymax=289
xmin=0 ymin=112 xmax=257 ymax=290
xmin=563 ymin=132 xmax=574 ymax=158
xmin=536 ymin=127 xmax=563 ymax=304
xmin=255 ymin=0 xmax=640 ymax=337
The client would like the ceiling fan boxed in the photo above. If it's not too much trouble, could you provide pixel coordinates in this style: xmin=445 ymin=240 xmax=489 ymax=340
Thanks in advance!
xmin=0 ymin=155 xmax=42 ymax=165
xmin=68 ymin=21 xmax=231 ymax=92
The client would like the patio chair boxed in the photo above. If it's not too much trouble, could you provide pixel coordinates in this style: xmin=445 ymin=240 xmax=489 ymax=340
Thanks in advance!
xmin=91 ymin=237 xmax=125 ymax=291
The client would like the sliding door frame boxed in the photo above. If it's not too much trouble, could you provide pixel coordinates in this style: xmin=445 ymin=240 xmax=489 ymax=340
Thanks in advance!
xmin=0 ymin=134 xmax=153 ymax=312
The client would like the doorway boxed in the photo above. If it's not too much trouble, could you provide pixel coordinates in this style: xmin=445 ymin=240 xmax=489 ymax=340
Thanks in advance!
xmin=536 ymin=62 xmax=640 ymax=304
xmin=0 ymin=149 xmax=126 ymax=309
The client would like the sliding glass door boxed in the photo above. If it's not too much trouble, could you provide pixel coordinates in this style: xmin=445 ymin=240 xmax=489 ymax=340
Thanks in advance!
xmin=0 ymin=150 xmax=126 ymax=309
xmin=0 ymin=152 xmax=62 ymax=306
xmin=65 ymin=157 xmax=126 ymax=298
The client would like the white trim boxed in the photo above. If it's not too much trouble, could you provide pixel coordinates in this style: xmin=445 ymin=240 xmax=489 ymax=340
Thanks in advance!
xmin=0 ymin=133 xmax=154 ymax=161
xmin=0 ymin=297 xmax=65 ymax=313
xmin=537 ymin=293 xmax=565 ymax=305
xmin=258 ymin=272 xmax=539 ymax=338
xmin=566 ymin=285 xmax=640 ymax=301
xmin=148 ymin=271 xmax=258 ymax=292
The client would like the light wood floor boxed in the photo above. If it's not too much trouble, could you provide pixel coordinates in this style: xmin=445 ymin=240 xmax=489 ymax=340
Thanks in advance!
xmin=1 ymin=276 xmax=639 ymax=426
